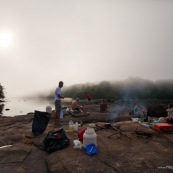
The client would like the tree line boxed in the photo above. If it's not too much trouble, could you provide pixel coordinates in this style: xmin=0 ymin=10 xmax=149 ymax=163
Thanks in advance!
xmin=2 ymin=78 xmax=173 ymax=101
xmin=60 ymin=78 xmax=173 ymax=100
xmin=0 ymin=83 xmax=4 ymax=102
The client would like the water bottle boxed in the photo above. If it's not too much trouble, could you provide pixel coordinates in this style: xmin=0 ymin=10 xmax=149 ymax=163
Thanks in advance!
xmin=68 ymin=120 xmax=74 ymax=132
xmin=74 ymin=122 xmax=79 ymax=131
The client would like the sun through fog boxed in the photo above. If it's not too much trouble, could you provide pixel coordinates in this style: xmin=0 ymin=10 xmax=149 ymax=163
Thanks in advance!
xmin=0 ymin=31 xmax=14 ymax=49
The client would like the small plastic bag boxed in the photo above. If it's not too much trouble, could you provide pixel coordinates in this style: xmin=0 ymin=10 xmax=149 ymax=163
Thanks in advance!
xmin=73 ymin=140 xmax=83 ymax=149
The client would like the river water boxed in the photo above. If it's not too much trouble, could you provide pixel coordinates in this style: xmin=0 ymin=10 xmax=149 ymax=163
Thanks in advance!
xmin=1 ymin=97 xmax=72 ymax=117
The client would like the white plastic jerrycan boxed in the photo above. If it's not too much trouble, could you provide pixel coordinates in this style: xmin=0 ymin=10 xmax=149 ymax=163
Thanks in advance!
xmin=83 ymin=127 xmax=97 ymax=148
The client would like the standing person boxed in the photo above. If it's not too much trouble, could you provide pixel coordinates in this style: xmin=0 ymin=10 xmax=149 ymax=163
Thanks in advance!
xmin=100 ymin=99 xmax=108 ymax=112
xmin=54 ymin=81 xmax=64 ymax=126
xmin=86 ymin=93 xmax=91 ymax=104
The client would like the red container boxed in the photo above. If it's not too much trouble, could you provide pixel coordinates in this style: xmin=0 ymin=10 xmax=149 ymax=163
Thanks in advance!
xmin=78 ymin=128 xmax=87 ymax=141
xmin=153 ymin=123 xmax=173 ymax=132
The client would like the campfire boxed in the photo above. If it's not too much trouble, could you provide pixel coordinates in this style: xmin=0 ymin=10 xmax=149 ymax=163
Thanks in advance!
xmin=95 ymin=122 xmax=132 ymax=140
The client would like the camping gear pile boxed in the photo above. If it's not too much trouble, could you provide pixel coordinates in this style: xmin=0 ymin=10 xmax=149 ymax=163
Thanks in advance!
xmin=31 ymin=109 xmax=173 ymax=155
xmin=32 ymin=111 xmax=70 ymax=153
xmin=69 ymin=121 xmax=98 ymax=156
xmin=32 ymin=111 xmax=98 ymax=155
xmin=77 ymin=126 xmax=98 ymax=156
xmin=130 ymin=115 xmax=173 ymax=132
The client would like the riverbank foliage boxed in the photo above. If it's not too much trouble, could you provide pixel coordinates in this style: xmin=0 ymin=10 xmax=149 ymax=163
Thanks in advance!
xmin=0 ymin=83 xmax=5 ymax=102
xmin=61 ymin=78 xmax=173 ymax=100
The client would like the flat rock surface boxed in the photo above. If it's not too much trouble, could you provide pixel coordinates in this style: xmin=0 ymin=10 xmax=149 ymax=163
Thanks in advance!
xmin=0 ymin=104 xmax=173 ymax=173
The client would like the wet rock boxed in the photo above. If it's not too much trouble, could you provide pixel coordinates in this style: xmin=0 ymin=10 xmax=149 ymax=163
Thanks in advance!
xmin=0 ymin=104 xmax=173 ymax=173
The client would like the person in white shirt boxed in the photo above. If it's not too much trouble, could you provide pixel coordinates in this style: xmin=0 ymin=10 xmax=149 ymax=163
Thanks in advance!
xmin=54 ymin=81 xmax=64 ymax=126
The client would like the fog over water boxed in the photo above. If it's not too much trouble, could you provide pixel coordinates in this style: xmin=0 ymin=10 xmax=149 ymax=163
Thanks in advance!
xmin=1 ymin=97 xmax=72 ymax=117
xmin=0 ymin=0 xmax=173 ymax=98
xmin=2 ymin=97 xmax=53 ymax=117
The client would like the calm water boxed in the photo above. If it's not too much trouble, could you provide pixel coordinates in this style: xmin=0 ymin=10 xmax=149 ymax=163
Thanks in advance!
xmin=1 ymin=97 xmax=72 ymax=117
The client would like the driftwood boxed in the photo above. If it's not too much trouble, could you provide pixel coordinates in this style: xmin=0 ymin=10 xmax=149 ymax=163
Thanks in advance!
xmin=95 ymin=124 xmax=107 ymax=131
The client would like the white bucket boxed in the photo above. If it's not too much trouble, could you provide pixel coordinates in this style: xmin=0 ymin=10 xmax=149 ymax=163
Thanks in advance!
xmin=83 ymin=127 xmax=97 ymax=148
xmin=46 ymin=106 xmax=52 ymax=114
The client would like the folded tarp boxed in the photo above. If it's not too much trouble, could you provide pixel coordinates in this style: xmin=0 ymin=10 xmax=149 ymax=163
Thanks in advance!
xmin=32 ymin=110 xmax=50 ymax=136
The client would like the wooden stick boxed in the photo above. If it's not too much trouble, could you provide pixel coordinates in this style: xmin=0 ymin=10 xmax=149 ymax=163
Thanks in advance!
xmin=108 ymin=125 xmax=132 ymax=140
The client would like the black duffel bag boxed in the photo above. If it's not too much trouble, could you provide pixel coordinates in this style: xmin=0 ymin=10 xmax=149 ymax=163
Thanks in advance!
xmin=43 ymin=128 xmax=70 ymax=153
xmin=32 ymin=110 xmax=50 ymax=136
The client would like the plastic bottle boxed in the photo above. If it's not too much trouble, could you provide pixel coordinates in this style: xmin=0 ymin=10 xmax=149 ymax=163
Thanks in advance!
xmin=68 ymin=120 xmax=74 ymax=132
xmin=74 ymin=122 xmax=78 ymax=131
xmin=83 ymin=127 xmax=97 ymax=148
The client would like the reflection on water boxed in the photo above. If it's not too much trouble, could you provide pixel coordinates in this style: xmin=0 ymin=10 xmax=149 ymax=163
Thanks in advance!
xmin=1 ymin=97 xmax=72 ymax=117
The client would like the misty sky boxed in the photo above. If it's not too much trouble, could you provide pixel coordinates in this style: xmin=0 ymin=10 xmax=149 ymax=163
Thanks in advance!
xmin=0 ymin=0 xmax=173 ymax=97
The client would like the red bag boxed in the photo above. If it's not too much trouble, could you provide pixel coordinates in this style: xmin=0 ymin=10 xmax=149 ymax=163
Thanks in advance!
xmin=78 ymin=128 xmax=87 ymax=141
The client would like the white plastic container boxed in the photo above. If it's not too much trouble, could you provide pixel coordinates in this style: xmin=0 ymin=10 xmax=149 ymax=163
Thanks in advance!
xmin=68 ymin=120 xmax=74 ymax=132
xmin=83 ymin=127 xmax=97 ymax=148
xmin=131 ymin=118 xmax=139 ymax=123
xmin=46 ymin=106 xmax=52 ymax=114
xmin=74 ymin=122 xmax=79 ymax=131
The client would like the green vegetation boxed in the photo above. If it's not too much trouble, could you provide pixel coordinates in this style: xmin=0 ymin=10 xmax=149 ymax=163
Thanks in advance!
xmin=0 ymin=83 xmax=5 ymax=102
xmin=0 ymin=83 xmax=4 ymax=115
xmin=60 ymin=78 xmax=173 ymax=100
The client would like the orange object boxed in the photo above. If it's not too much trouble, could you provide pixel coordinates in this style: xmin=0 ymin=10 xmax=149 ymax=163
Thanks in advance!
xmin=153 ymin=123 xmax=173 ymax=132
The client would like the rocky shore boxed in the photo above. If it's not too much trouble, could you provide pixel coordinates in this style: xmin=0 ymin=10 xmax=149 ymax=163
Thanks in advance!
xmin=0 ymin=104 xmax=173 ymax=173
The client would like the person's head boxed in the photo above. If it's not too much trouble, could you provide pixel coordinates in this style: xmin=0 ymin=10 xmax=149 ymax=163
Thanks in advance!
xmin=76 ymin=98 xmax=80 ymax=102
xmin=59 ymin=81 xmax=64 ymax=88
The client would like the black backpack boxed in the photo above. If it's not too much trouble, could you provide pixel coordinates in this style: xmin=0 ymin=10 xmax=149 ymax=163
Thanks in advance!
xmin=43 ymin=128 xmax=70 ymax=153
